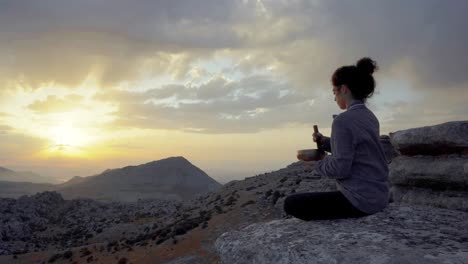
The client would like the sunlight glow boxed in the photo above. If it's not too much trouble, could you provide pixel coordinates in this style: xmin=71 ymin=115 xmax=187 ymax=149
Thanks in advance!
xmin=41 ymin=121 xmax=93 ymax=157
xmin=50 ymin=122 xmax=89 ymax=147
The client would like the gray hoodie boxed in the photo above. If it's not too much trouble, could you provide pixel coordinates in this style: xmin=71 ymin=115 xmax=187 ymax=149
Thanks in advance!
xmin=315 ymin=100 xmax=389 ymax=214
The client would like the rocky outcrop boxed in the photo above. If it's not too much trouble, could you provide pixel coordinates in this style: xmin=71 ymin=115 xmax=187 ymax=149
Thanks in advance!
xmin=215 ymin=121 xmax=468 ymax=264
xmin=389 ymin=121 xmax=468 ymax=156
xmin=389 ymin=155 xmax=468 ymax=189
xmin=216 ymin=205 xmax=468 ymax=264
xmin=389 ymin=121 xmax=468 ymax=211
xmin=0 ymin=191 xmax=181 ymax=255
xmin=390 ymin=186 xmax=468 ymax=211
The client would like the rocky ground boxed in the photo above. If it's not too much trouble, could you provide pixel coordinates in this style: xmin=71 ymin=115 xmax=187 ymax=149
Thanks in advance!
xmin=0 ymin=192 xmax=181 ymax=255
xmin=216 ymin=205 xmax=468 ymax=264
xmin=0 ymin=161 xmax=332 ymax=263
xmin=1 ymin=159 xmax=467 ymax=263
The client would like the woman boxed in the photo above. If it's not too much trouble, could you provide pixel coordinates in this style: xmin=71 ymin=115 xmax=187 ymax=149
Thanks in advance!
xmin=283 ymin=57 xmax=389 ymax=220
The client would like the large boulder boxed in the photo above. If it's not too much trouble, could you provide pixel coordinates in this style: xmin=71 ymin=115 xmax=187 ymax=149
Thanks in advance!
xmin=390 ymin=185 xmax=468 ymax=211
xmin=389 ymin=155 xmax=468 ymax=190
xmin=389 ymin=121 xmax=468 ymax=156
xmin=215 ymin=205 xmax=468 ymax=264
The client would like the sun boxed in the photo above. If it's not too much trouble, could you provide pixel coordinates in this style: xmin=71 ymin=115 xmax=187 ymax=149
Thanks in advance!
xmin=47 ymin=122 xmax=90 ymax=155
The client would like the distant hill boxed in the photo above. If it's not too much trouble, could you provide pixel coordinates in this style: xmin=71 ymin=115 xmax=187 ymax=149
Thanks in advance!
xmin=0 ymin=167 xmax=58 ymax=198
xmin=56 ymin=176 xmax=87 ymax=188
xmin=56 ymin=156 xmax=222 ymax=202
xmin=0 ymin=157 xmax=222 ymax=201
xmin=0 ymin=167 xmax=57 ymax=184
xmin=0 ymin=180 xmax=54 ymax=198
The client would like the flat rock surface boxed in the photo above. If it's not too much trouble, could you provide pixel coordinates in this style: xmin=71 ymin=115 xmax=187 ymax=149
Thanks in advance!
xmin=216 ymin=204 xmax=468 ymax=264
xmin=391 ymin=186 xmax=468 ymax=212
xmin=389 ymin=155 xmax=468 ymax=190
xmin=389 ymin=121 xmax=468 ymax=155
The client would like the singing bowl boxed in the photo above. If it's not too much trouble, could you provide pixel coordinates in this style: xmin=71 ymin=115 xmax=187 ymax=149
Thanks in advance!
xmin=297 ymin=149 xmax=326 ymax=161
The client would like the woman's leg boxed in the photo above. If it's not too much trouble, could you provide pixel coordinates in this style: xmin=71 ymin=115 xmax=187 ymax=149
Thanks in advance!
xmin=283 ymin=191 xmax=369 ymax=221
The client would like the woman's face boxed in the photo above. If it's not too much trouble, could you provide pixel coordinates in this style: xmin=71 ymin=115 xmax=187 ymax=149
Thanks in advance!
xmin=333 ymin=85 xmax=347 ymax=110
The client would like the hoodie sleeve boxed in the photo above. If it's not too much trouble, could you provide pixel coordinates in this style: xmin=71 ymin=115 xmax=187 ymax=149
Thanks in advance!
xmin=315 ymin=117 xmax=355 ymax=179
xmin=320 ymin=137 xmax=331 ymax=153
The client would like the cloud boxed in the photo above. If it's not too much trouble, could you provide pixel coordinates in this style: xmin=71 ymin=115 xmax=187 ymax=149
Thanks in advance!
xmin=0 ymin=0 xmax=251 ymax=88
xmin=2 ymin=0 xmax=464 ymax=91
xmin=0 ymin=125 xmax=13 ymax=134
xmin=0 ymin=129 xmax=46 ymax=161
xmin=96 ymin=75 xmax=337 ymax=133
xmin=2 ymin=0 xmax=467 ymax=91
xmin=377 ymin=87 xmax=468 ymax=132
xmin=28 ymin=94 xmax=86 ymax=113
xmin=1 ymin=0 xmax=467 ymax=134
xmin=307 ymin=0 xmax=468 ymax=90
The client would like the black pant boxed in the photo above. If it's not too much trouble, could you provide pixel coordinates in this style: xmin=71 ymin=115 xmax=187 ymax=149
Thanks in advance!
xmin=283 ymin=191 xmax=369 ymax=221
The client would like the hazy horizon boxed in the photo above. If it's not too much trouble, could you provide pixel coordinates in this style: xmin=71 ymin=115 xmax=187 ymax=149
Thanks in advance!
xmin=4 ymin=157 xmax=278 ymax=184
xmin=1 ymin=1 xmax=467 ymax=184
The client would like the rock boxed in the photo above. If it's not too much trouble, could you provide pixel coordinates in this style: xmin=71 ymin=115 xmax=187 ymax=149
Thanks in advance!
xmin=379 ymin=135 xmax=398 ymax=163
xmin=391 ymin=185 xmax=468 ymax=211
xmin=164 ymin=255 xmax=209 ymax=264
xmin=389 ymin=156 xmax=468 ymax=190
xmin=0 ymin=191 xmax=182 ymax=255
xmin=389 ymin=121 xmax=468 ymax=155
xmin=215 ymin=205 xmax=468 ymax=264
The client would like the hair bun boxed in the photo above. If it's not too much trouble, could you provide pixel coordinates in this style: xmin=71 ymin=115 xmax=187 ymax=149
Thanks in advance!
xmin=356 ymin=57 xmax=378 ymax=75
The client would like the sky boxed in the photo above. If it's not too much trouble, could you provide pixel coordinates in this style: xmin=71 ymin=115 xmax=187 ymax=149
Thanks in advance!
xmin=1 ymin=0 xmax=467 ymax=183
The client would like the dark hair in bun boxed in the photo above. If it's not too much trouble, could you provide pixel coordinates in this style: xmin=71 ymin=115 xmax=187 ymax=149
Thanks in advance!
xmin=331 ymin=57 xmax=378 ymax=101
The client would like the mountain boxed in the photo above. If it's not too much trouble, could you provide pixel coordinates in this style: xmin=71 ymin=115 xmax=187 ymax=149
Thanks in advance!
xmin=57 ymin=176 xmax=86 ymax=188
xmin=0 ymin=180 xmax=54 ymax=198
xmin=0 ymin=167 xmax=58 ymax=198
xmin=57 ymin=156 xmax=222 ymax=202
xmin=0 ymin=167 xmax=56 ymax=183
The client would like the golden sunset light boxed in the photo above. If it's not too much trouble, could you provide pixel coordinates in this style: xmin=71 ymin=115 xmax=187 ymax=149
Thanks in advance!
xmin=0 ymin=0 xmax=466 ymax=184
xmin=0 ymin=2 xmax=467 ymax=263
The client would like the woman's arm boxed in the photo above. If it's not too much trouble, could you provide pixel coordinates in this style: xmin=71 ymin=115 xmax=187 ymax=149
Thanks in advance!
xmin=315 ymin=118 xmax=355 ymax=179
xmin=320 ymin=136 xmax=331 ymax=152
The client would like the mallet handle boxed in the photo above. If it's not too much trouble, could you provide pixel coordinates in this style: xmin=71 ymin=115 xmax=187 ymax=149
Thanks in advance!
xmin=313 ymin=125 xmax=321 ymax=149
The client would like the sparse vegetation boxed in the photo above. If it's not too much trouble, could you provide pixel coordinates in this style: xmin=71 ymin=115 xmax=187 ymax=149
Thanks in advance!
xmin=241 ymin=200 xmax=256 ymax=207
xmin=80 ymin=247 xmax=92 ymax=257
xmin=272 ymin=191 xmax=281 ymax=205
xmin=48 ymin=253 xmax=62 ymax=263
xmin=118 ymin=257 xmax=128 ymax=264
xmin=224 ymin=196 xmax=237 ymax=206
xmin=214 ymin=205 xmax=224 ymax=214
xmin=62 ymin=252 xmax=74 ymax=261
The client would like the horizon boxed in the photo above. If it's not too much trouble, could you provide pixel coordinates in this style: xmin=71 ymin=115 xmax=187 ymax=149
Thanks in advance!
xmin=0 ymin=156 xmax=266 ymax=185
xmin=1 ymin=1 xmax=467 ymax=184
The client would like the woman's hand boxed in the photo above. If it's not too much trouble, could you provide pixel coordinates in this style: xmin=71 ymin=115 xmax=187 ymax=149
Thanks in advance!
xmin=313 ymin=132 xmax=324 ymax=145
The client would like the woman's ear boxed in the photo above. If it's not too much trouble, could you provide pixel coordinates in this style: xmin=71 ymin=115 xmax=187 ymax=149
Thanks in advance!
xmin=340 ymin=84 xmax=349 ymax=94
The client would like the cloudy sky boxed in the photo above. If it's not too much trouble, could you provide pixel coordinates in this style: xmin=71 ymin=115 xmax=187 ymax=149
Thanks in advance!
xmin=1 ymin=0 xmax=467 ymax=183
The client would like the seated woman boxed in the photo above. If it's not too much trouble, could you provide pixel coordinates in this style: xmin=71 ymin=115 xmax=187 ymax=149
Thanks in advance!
xmin=283 ymin=57 xmax=389 ymax=220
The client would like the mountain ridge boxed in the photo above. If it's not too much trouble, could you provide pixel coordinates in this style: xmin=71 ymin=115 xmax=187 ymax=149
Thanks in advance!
xmin=0 ymin=156 xmax=222 ymax=202
xmin=0 ymin=166 xmax=56 ymax=184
